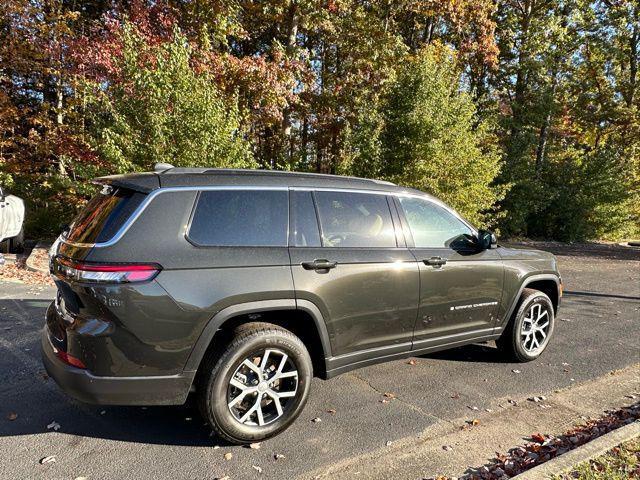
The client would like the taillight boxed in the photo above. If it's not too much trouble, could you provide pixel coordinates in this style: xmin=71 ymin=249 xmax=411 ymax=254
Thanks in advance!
xmin=56 ymin=350 xmax=86 ymax=369
xmin=54 ymin=257 xmax=161 ymax=284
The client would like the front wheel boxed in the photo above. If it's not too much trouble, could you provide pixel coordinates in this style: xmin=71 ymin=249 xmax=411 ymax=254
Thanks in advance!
xmin=497 ymin=288 xmax=555 ymax=362
xmin=197 ymin=322 xmax=312 ymax=444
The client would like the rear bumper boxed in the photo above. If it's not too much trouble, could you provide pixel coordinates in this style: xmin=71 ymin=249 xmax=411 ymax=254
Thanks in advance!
xmin=41 ymin=329 xmax=194 ymax=405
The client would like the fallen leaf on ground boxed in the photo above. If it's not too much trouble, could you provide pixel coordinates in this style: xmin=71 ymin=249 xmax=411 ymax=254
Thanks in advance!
xmin=379 ymin=398 xmax=390 ymax=404
xmin=311 ymin=417 xmax=322 ymax=423
xmin=407 ymin=359 xmax=417 ymax=366
xmin=442 ymin=445 xmax=453 ymax=451
xmin=383 ymin=392 xmax=396 ymax=399
xmin=326 ymin=409 xmax=336 ymax=414
xmin=223 ymin=452 xmax=233 ymax=461
xmin=40 ymin=456 xmax=56 ymax=465
xmin=274 ymin=453 xmax=285 ymax=460
xmin=531 ymin=432 xmax=546 ymax=443
xmin=512 ymin=369 xmax=521 ymax=374
xmin=467 ymin=405 xmax=479 ymax=411
xmin=460 ymin=403 xmax=640 ymax=479
xmin=385 ymin=440 xmax=393 ymax=447
xmin=471 ymin=419 xmax=480 ymax=426
xmin=528 ymin=396 xmax=546 ymax=403
xmin=450 ymin=393 xmax=460 ymax=399
xmin=249 ymin=442 xmax=261 ymax=449
xmin=7 ymin=412 xmax=17 ymax=421
xmin=252 ymin=465 xmax=263 ymax=473
xmin=47 ymin=421 xmax=60 ymax=431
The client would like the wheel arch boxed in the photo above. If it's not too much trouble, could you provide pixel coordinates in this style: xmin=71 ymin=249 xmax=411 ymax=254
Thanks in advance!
xmin=183 ymin=299 xmax=332 ymax=379
xmin=499 ymin=274 xmax=561 ymax=330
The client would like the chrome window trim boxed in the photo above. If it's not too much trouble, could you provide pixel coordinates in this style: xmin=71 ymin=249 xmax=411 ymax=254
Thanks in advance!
xmin=60 ymin=184 xmax=477 ymax=249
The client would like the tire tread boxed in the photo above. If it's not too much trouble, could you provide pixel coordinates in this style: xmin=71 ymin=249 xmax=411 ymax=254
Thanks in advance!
xmin=197 ymin=322 xmax=308 ymax=444
xmin=497 ymin=288 xmax=552 ymax=362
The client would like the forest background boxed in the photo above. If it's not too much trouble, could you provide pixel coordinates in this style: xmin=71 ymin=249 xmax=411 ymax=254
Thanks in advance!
xmin=1 ymin=0 xmax=638 ymax=241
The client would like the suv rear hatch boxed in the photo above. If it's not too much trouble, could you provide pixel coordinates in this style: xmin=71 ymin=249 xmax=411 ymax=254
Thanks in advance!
xmin=47 ymin=179 xmax=160 ymax=372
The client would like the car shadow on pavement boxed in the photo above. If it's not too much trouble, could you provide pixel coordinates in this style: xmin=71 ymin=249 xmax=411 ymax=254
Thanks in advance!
xmin=0 ymin=298 xmax=232 ymax=447
xmin=419 ymin=342 xmax=512 ymax=364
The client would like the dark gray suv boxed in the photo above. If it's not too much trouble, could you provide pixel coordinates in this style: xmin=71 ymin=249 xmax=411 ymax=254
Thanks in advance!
xmin=43 ymin=166 xmax=562 ymax=444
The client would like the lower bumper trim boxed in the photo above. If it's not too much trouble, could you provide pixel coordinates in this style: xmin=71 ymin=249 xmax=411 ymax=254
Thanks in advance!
xmin=42 ymin=331 xmax=195 ymax=406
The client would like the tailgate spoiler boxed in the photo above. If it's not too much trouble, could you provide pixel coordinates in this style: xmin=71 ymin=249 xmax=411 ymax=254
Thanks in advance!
xmin=93 ymin=172 xmax=160 ymax=193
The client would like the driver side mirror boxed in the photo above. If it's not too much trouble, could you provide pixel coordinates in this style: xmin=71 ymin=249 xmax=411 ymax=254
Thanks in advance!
xmin=477 ymin=229 xmax=497 ymax=250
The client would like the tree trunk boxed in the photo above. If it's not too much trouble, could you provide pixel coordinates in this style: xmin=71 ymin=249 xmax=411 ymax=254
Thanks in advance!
xmin=535 ymin=75 xmax=557 ymax=176
xmin=281 ymin=0 xmax=299 ymax=166
xmin=627 ymin=4 xmax=638 ymax=108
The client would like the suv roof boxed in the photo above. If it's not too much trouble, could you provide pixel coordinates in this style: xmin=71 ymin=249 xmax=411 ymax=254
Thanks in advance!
xmin=95 ymin=166 xmax=424 ymax=196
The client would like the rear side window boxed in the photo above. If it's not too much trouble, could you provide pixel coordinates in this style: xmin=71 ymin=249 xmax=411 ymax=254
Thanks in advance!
xmin=188 ymin=190 xmax=288 ymax=247
xmin=64 ymin=186 xmax=145 ymax=244
xmin=315 ymin=191 xmax=397 ymax=248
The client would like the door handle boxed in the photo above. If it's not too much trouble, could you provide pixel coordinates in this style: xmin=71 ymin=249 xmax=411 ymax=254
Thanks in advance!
xmin=423 ymin=256 xmax=447 ymax=268
xmin=301 ymin=259 xmax=337 ymax=271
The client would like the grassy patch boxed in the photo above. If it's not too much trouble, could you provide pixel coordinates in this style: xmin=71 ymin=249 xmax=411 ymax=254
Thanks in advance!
xmin=553 ymin=436 xmax=640 ymax=479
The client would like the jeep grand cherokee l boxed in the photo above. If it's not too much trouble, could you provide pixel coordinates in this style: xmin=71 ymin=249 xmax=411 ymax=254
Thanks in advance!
xmin=43 ymin=165 xmax=562 ymax=444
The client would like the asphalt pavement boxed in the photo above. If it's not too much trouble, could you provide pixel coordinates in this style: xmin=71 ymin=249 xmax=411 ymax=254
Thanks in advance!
xmin=0 ymin=243 xmax=638 ymax=480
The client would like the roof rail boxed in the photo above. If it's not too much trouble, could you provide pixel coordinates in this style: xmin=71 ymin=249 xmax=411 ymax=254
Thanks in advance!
xmin=200 ymin=168 xmax=395 ymax=185
xmin=154 ymin=163 xmax=174 ymax=172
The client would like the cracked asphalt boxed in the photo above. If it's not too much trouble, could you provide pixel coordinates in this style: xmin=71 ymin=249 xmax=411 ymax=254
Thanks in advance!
xmin=0 ymin=243 xmax=638 ymax=480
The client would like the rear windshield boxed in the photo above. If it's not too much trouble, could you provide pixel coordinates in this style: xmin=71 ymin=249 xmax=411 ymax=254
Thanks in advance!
xmin=64 ymin=185 xmax=146 ymax=244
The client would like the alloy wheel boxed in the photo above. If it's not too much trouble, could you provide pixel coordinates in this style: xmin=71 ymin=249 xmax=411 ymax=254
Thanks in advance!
xmin=520 ymin=303 xmax=551 ymax=355
xmin=227 ymin=349 xmax=299 ymax=426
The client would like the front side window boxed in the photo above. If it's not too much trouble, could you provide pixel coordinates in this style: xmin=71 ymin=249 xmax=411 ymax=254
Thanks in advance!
xmin=315 ymin=191 xmax=396 ymax=248
xmin=188 ymin=190 xmax=288 ymax=247
xmin=399 ymin=197 xmax=473 ymax=248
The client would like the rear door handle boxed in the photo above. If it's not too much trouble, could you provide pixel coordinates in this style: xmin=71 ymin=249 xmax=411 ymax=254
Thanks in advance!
xmin=423 ymin=256 xmax=447 ymax=268
xmin=301 ymin=259 xmax=337 ymax=271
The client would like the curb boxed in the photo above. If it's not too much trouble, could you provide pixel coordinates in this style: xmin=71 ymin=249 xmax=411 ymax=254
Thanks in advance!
xmin=25 ymin=241 xmax=51 ymax=273
xmin=513 ymin=420 xmax=640 ymax=479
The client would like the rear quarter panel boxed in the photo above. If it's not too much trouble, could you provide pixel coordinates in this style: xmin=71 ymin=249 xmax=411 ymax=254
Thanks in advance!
xmin=73 ymin=190 xmax=295 ymax=375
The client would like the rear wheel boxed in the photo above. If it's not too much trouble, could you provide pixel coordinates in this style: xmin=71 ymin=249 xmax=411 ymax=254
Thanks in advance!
xmin=197 ymin=322 xmax=312 ymax=444
xmin=497 ymin=288 xmax=555 ymax=362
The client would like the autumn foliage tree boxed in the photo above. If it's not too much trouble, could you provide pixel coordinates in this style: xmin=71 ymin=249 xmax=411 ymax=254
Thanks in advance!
xmin=0 ymin=0 xmax=638 ymax=240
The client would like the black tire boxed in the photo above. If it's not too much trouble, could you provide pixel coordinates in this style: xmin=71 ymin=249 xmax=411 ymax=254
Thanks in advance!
xmin=197 ymin=322 xmax=312 ymax=444
xmin=496 ymin=288 xmax=555 ymax=362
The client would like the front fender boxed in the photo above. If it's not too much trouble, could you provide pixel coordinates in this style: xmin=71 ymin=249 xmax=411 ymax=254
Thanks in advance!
xmin=496 ymin=273 xmax=561 ymax=332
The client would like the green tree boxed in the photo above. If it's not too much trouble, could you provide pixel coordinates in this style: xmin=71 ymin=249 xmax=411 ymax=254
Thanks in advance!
xmin=345 ymin=45 xmax=505 ymax=227
xmin=86 ymin=23 xmax=254 ymax=172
